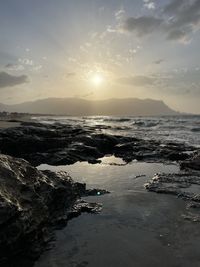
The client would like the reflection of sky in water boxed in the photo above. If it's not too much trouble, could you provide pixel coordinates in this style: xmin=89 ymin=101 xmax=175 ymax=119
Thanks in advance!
xmin=38 ymin=156 xmax=178 ymax=192
xmin=36 ymin=158 xmax=200 ymax=267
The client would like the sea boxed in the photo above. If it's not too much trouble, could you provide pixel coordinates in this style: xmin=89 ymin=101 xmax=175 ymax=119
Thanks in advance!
xmin=34 ymin=115 xmax=200 ymax=267
xmin=33 ymin=115 xmax=200 ymax=147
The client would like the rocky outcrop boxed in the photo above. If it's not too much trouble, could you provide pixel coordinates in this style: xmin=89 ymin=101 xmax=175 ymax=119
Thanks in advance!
xmin=0 ymin=122 xmax=194 ymax=166
xmin=180 ymin=151 xmax=200 ymax=171
xmin=145 ymin=151 xmax=200 ymax=222
xmin=0 ymin=154 xmax=107 ymax=265
xmin=0 ymin=122 xmax=198 ymax=264
xmin=145 ymin=172 xmax=200 ymax=196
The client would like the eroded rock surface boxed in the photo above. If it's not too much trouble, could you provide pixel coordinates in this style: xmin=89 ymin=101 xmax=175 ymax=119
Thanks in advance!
xmin=0 ymin=122 xmax=194 ymax=166
xmin=0 ymin=154 xmax=107 ymax=266
xmin=145 ymin=151 xmax=200 ymax=222
xmin=0 ymin=122 xmax=199 ymax=264
xmin=145 ymin=172 xmax=200 ymax=197
xmin=181 ymin=151 xmax=200 ymax=171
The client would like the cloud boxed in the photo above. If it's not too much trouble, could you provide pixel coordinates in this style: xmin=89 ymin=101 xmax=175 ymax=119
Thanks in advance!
xmin=115 ymin=9 xmax=125 ymax=21
xmin=0 ymin=72 xmax=28 ymax=88
xmin=65 ymin=72 xmax=76 ymax=78
xmin=5 ymin=63 xmax=25 ymax=71
xmin=154 ymin=59 xmax=164 ymax=64
xmin=166 ymin=29 xmax=188 ymax=41
xmin=121 ymin=0 xmax=200 ymax=42
xmin=117 ymin=75 xmax=156 ymax=86
xmin=164 ymin=0 xmax=200 ymax=41
xmin=31 ymin=65 xmax=42 ymax=71
xmin=143 ymin=0 xmax=156 ymax=10
xmin=116 ymin=69 xmax=200 ymax=96
xmin=5 ymin=60 xmax=42 ymax=73
xmin=18 ymin=58 xmax=34 ymax=66
xmin=68 ymin=57 xmax=77 ymax=63
xmin=155 ymin=69 xmax=200 ymax=96
xmin=163 ymin=0 xmax=187 ymax=15
xmin=122 ymin=16 xmax=163 ymax=36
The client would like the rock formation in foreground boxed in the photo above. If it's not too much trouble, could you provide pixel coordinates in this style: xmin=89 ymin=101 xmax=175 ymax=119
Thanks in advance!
xmin=0 ymin=121 xmax=199 ymax=265
xmin=0 ymin=154 xmax=106 ymax=266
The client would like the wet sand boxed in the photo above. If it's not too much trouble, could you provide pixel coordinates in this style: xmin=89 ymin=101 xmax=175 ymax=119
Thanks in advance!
xmin=35 ymin=157 xmax=200 ymax=267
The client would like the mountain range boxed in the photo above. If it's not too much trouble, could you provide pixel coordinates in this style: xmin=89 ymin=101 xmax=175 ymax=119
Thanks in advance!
xmin=0 ymin=98 xmax=179 ymax=116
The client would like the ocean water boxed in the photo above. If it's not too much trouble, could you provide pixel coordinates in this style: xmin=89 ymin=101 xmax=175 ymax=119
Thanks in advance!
xmin=33 ymin=115 xmax=200 ymax=147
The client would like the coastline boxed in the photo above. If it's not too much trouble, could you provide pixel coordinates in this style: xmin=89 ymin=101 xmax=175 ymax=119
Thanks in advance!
xmin=0 ymin=118 xmax=200 ymax=266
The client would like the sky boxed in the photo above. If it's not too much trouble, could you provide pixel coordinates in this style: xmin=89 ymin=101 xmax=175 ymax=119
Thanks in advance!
xmin=0 ymin=0 xmax=200 ymax=113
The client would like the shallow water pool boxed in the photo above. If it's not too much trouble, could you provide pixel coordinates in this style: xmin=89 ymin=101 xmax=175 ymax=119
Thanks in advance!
xmin=36 ymin=157 xmax=200 ymax=267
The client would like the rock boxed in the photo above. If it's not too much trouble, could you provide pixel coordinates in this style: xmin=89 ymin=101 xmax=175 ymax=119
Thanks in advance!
xmin=0 ymin=154 xmax=75 ymax=262
xmin=145 ymin=172 xmax=200 ymax=196
xmin=0 ymin=154 xmax=105 ymax=265
xmin=182 ymin=214 xmax=200 ymax=222
xmin=145 ymin=171 xmax=200 ymax=221
xmin=69 ymin=200 xmax=103 ymax=217
xmin=166 ymin=151 xmax=189 ymax=161
xmin=0 ymin=122 xmax=195 ymax=166
xmin=180 ymin=151 xmax=200 ymax=170
xmin=88 ymin=159 xmax=102 ymax=164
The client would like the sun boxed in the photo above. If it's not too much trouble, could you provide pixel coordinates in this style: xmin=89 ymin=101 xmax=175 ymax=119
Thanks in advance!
xmin=91 ymin=73 xmax=104 ymax=86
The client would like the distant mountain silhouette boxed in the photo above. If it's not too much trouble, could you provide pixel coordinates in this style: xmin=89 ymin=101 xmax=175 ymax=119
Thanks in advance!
xmin=0 ymin=98 xmax=179 ymax=116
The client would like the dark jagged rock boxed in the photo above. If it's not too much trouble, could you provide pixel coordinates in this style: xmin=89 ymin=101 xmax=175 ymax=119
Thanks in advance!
xmin=0 ymin=122 xmax=194 ymax=166
xmin=145 ymin=172 xmax=200 ymax=195
xmin=180 ymin=151 xmax=200 ymax=170
xmin=1 ymin=121 xmax=198 ymax=264
xmin=0 ymin=154 xmax=106 ymax=265
xmin=114 ymin=139 xmax=192 ymax=163
xmin=69 ymin=200 xmax=103 ymax=217
xmin=145 ymin=149 xmax=200 ymax=222
xmin=145 ymin=171 xmax=200 ymax=222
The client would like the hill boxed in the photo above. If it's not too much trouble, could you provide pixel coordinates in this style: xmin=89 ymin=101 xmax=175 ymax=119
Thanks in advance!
xmin=0 ymin=98 xmax=179 ymax=116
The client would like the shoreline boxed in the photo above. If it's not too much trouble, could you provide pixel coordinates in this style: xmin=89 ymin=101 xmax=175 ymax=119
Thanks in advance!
xmin=0 ymin=119 xmax=200 ymax=266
